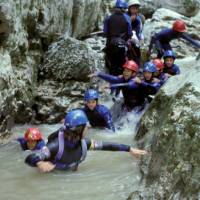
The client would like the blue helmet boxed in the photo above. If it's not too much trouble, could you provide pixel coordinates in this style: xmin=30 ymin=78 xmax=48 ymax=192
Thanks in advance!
xmin=163 ymin=50 xmax=176 ymax=59
xmin=84 ymin=89 xmax=99 ymax=102
xmin=115 ymin=0 xmax=128 ymax=9
xmin=143 ymin=62 xmax=157 ymax=73
xmin=64 ymin=110 xmax=89 ymax=129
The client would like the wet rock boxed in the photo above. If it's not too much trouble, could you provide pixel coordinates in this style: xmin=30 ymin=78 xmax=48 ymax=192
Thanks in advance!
xmin=132 ymin=57 xmax=200 ymax=199
xmin=33 ymin=80 xmax=89 ymax=123
xmin=0 ymin=0 xmax=108 ymax=134
xmin=40 ymin=36 xmax=103 ymax=82
xmin=140 ymin=0 xmax=200 ymax=18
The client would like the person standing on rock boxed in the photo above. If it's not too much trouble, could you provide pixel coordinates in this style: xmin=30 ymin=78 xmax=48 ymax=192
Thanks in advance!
xmin=163 ymin=50 xmax=180 ymax=77
xmin=17 ymin=128 xmax=45 ymax=151
xmin=127 ymin=0 xmax=144 ymax=68
xmin=148 ymin=19 xmax=200 ymax=58
xmin=81 ymin=89 xmax=115 ymax=132
xmin=103 ymin=0 xmax=132 ymax=76
xmin=25 ymin=110 xmax=147 ymax=172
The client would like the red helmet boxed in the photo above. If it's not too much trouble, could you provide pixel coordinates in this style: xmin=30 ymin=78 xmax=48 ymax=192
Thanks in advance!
xmin=152 ymin=59 xmax=164 ymax=70
xmin=123 ymin=60 xmax=138 ymax=72
xmin=24 ymin=128 xmax=43 ymax=141
xmin=172 ymin=20 xmax=187 ymax=32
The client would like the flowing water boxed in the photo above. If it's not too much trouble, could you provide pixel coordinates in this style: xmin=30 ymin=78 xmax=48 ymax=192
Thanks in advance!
xmin=0 ymin=106 xmax=146 ymax=200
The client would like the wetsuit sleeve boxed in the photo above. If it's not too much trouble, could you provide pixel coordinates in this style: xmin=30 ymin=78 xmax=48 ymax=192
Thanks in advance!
xmin=110 ymin=80 xmax=139 ymax=90
xmin=103 ymin=16 xmax=109 ymax=35
xmin=174 ymin=65 xmax=181 ymax=75
xmin=160 ymin=73 xmax=168 ymax=85
xmin=102 ymin=109 xmax=115 ymax=132
xmin=17 ymin=137 xmax=27 ymax=151
xmin=181 ymin=33 xmax=200 ymax=48
xmin=140 ymin=81 xmax=161 ymax=94
xmin=35 ymin=140 xmax=46 ymax=150
xmin=149 ymin=32 xmax=163 ymax=53
xmin=25 ymin=139 xmax=59 ymax=167
xmin=135 ymin=16 xmax=144 ymax=40
xmin=97 ymin=72 xmax=122 ymax=84
xmin=123 ymin=13 xmax=133 ymax=38
xmin=85 ymin=138 xmax=130 ymax=152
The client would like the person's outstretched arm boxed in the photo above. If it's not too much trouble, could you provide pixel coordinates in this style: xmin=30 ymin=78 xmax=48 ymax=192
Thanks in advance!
xmin=25 ymin=138 xmax=59 ymax=172
xmin=86 ymin=139 xmax=147 ymax=158
xmin=110 ymin=79 xmax=139 ymax=90
xmin=181 ymin=33 xmax=200 ymax=48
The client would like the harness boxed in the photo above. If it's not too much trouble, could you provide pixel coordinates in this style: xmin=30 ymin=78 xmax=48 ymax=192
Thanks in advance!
xmin=54 ymin=130 xmax=87 ymax=171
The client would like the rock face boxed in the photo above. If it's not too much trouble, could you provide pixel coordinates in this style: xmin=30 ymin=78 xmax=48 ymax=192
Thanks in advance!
xmin=34 ymin=36 xmax=104 ymax=123
xmin=40 ymin=36 xmax=103 ymax=82
xmin=0 ymin=49 xmax=34 ymax=136
xmin=143 ymin=8 xmax=200 ymax=58
xmin=0 ymin=0 xmax=108 ymax=135
xmin=106 ymin=0 xmax=200 ymax=17
xmin=129 ymin=57 xmax=200 ymax=199
xmin=139 ymin=0 xmax=200 ymax=17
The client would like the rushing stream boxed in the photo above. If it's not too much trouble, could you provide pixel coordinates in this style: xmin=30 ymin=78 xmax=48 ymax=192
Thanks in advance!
xmin=0 ymin=105 xmax=147 ymax=200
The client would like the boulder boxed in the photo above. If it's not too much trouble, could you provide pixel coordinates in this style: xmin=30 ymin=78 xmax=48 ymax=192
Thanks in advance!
xmin=130 ymin=56 xmax=200 ymax=199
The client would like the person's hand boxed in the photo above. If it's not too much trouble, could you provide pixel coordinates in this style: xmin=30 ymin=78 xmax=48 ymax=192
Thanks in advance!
xmin=140 ymin=40 xmax=144 ymax=46
xmin=37 ymin=161 xmax=56 ymax=173
xmin=134 ymin=77 xmax=142 ymax=84
xmin=88 ymin=71 xmax=98 ymax=78
xmin=60 ymin=118 xmax=65 ymax=123
xmin=131 ymin=15 xmax=136 ymax=21
xmin=129 ymin=147 xmax=148 ymax=159
xmin=165 ymin=73 xmax=172 ymax=78
xmin=99 ymin=83 xmax=110 ymax=91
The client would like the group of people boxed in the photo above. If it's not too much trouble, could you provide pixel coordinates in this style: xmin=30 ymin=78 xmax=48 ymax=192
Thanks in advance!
xmin=101 ymin=0 xmax=200 ymax=110
xmin=17 ymin=109 xmax=147 ymax=172
xmin=16 ymin=0 xmax=200 ymax=173
xmin=17 ymin=88 xmax=147 ymax=172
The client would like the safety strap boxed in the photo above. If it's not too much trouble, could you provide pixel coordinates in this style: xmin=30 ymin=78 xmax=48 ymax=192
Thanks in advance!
xmin=55 ymin=129 xmax=65 ymax=161
xmin=54 ymin=129 xmax=87 ymax=170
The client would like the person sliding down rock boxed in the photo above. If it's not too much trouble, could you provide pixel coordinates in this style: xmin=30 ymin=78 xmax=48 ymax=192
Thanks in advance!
xmin=148 ymin=19 xmax=200 ymax=58
xmin=82 ymin=89 xmax=115 ymax=132
xmin=25 ymin=110 xmax=147 ymax=172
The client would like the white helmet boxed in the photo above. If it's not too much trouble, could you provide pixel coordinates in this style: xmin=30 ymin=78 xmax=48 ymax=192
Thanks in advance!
xmin=128 ymin=0 xmax=141 ymax=7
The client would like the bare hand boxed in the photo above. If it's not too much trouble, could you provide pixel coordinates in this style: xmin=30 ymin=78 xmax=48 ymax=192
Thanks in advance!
xmin=165 ymin=73 xmax=172 ymax=78
xmin=37 ymin=161 xmax=56 ymax=173
xmin=88 ymin=71 xmax=98 ymax=78
xmin=129 ymin=148 xmax=148 ymax=159
xmin=140 ymin=40 xmax=144 ymax=46
xmin=134 ymin=77 xmax=142 ymax=84
xmin=131 ymin=15 xmax=136 ymax=21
